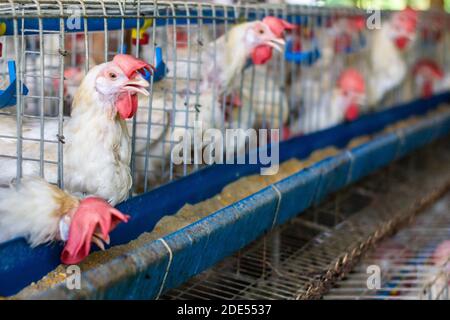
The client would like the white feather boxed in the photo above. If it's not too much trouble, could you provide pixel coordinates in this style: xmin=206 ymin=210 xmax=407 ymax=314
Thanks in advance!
xmin=63 ymin=64 xmax=132 ymax=205
xmin=133 ymin=89 xmax=221 ymax=184
xmin=367 ymin=23 xmax=407 ymax=106
xmin=131 ymin=22 xmax=259 ymax=185
xmin=201 ymin=21 xmax=259 ymax=95
xmin=0 ymin=177 xmax=76 ymax=246
xmin=241 ymin=65 xmax=288 ymax=129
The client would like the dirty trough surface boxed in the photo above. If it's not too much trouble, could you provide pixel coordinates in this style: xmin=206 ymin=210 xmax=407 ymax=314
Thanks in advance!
xmin=8 ymin=105 xmax=450 ymax=299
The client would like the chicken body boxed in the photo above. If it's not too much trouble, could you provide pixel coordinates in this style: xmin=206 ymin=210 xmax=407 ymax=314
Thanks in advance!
xmin=241 ymin=64 xmax=288 ymax=130
xmin=291 ymin=88 xmax=344 ymax=134
xmin=63 ymin=83 xmax=133 ymax=206
xmin=366 ymin=24 xmax=408 ymax=107
xmin=133 ymin=88 xmax=221 ymax=185
xmin=284 ymin=19 xmax=358 ymax=135
xmin=132 ymin=19 xmax=291 ymax=186
xmin=0 ymin=58 xmax=150 ymax=206
xmin=201 ymin=22 xmax=261 ymax=95
xmin=0 ymin=55 xmax=150 ymax=263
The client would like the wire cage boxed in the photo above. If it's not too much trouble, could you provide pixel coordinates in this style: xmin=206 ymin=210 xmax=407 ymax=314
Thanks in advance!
xmin=0 ymin=1 xmax=450 ymax=298
xmin=326 ymin=193 xmax=450 ymax=300
xmin=0 ymin=1 xmax=447 ymax=195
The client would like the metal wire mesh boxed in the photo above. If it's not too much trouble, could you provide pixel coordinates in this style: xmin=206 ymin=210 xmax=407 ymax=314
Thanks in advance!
xmin=326 ymin=197 xmax=450 ymax=300
xmin=162 ymin=139 xmax=450 ymax=300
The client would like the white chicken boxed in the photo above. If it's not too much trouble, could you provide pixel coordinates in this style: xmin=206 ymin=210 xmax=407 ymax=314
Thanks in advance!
xmin=200 ymin=16 xmax=294 ymax=95
xmin=366 ymin=7 xmax=418 ymax=107
xmin=285 ymin=15 xmax=366 ymax=135
xmin=412 ymin=59 xmax=449 ymax=99
xmin=163 ymin=25 xmax=213 ymax=83
xmin=133 ymin=17 xmax=294 ymax=188
xmin=290 ymin=68 xmax=366 ymax=135
xmin=0 ymin=54 xmax=152 ymax=264
xmin=233 ymin=64 xmax=288 ymax=131
xmin=0 ymin=54 xmax=152 ymax=205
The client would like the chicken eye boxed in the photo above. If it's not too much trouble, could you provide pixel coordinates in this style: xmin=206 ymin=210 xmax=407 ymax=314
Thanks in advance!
xmin=259 ymin=28 xmax=265 ymax=34
xmin=108 ymin=72 xmax=118 ymax=80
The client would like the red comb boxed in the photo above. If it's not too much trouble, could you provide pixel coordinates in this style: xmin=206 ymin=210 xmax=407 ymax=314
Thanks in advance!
xmin=345 ymin=104 xmax=359 ymax=122
xmin=338 ymin=68 xmax=365 ymax=94
xmin=350 ymin=16 xmax=365 ymax=32
xmin=112 ymin=54 xmax=154 ymax=79
xmin=262 ymin=16 xmax=296 ymax=38
xmin=61 ymin=197 xmax=130 ymax=265
xmin=393 ymin=7 xmax=418 ymax=33
xmin=413 ymin=59 xmax=444 ymax=79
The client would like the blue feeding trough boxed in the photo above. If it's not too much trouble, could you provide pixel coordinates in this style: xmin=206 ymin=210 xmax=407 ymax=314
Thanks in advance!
xmin=0 ymin=61 xmax=28 ymax=109
xmin=284 ymin=39 xmax=321 ymax=66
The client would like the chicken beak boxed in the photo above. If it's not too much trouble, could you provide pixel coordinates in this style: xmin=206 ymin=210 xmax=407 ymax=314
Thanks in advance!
xmin=265 ymin=38 xmax=286 ymax=52
xmin=91 ymin=231 xmax=111 ymax=251
xmin=123 ymin=77 xmax=150 ymax=96
xmin=92 ymin=235 xmax=105 ymax=251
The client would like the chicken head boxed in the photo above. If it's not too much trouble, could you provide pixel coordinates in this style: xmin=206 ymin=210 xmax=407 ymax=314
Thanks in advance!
xmin=94 ymin=54 xmax=154 ymax=119
xmin=250 ymin=17 xmax=296 ymax=65
xmin=337 ymin=68 xmax=366 ymax=122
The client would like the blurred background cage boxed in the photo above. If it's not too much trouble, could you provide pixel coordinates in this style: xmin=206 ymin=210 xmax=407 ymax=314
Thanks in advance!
xmin=0 ymin=0 xmax=450 ymax=299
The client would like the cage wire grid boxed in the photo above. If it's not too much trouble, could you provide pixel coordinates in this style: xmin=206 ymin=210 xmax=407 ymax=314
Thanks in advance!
xmin=326 ymin=203 xmax=450 ymax=300
xmin=162 ymin=138 xmax=450 ymax=300
xmin=0 ymin=1 xmax=446 ymax=196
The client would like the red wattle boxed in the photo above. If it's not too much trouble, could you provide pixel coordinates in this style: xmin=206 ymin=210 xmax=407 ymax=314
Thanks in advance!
xmin=282 ymin=126 xmax=292 ymax=140
xmin=251 ymin=45 xmax=273 ymax=65
xmin=116 ymin=92 xmax=138 ymax=119
xmin=395 ymin=37 xmax=409 ymax=50
xmin=423 ymin=81 xmax=433 ymax=99
xmin=176 ymin=30 xmax=188 ymax=48
xmin=345 ymin=104 xmax=359 ymax=122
